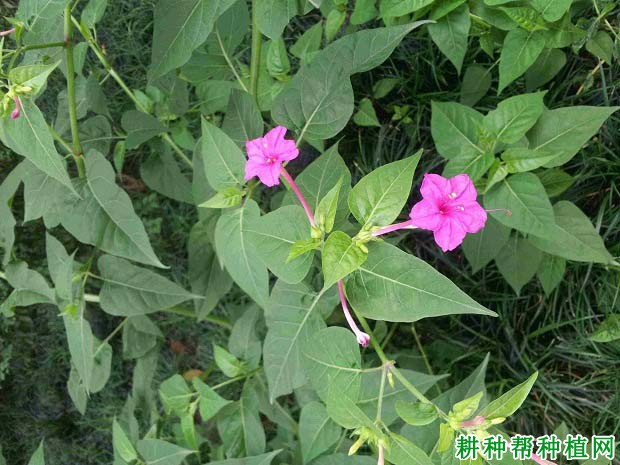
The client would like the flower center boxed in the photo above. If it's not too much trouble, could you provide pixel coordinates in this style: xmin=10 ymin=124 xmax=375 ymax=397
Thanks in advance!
xmin=266 ymin=156 xmax=277 ymax=165
xmin=449 ymin=192 xmax=458 ymax=199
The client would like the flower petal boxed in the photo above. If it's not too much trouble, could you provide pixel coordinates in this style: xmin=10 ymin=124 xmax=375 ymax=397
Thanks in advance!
xmin=420 ymin=173 xmax=451 ymax=205
xmin=258 ymin=162 xmax=282 ymax=187
xmin=277 ymin=139 xmax=299 ymax=161
xmin=433 ymin=219 xmax=467 ymax=252
xmin=448 ymin=173 xmax=477 ymax=202
xmin=244 ymin=158 xmax=264 ymax=181
xmin=450 ymin=201 xmax=487 ymax=233
xmin=264 ymin=126 xmax=287 ymax=148
xmin=409 ymin=199 xmax=442 ymax=231
xmin=246 ymin=138 xmax=267 ymax=159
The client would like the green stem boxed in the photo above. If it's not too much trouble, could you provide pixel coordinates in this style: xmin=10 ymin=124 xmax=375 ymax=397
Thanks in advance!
xmin=94 ymin=318 xmax=127 ymax=356
xmin=48 ymin=124 xmax=74 ymax=154
xmin=412 ymin=323 xmax=442 ymax=397
xmin=64 ymin=5 xmax=85 ymax=177
xmin=249 ymin=0 xmax=262 ymax=99
xmin=216 ymin=28 xmax=248 ymax=93
xmin=356 ymin=314 xmax=448 ymax=418
xmin=71 ymin=16 xmax=192 ymax=168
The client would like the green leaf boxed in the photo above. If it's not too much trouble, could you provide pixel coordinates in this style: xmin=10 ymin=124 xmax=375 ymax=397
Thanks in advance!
xmin=484 ymin=173 xmax=555 ymax=238
xmin=380 ymin=0 xmax=434 ymax=17
xmin=208 ymin=452 xmax=283 ymax=465
xmin=255 ymin=0 xmax=306 ymax=40
xmin=122 ymin=316 xmax=163 ymax=359
xmin=316 ymin=177 xmax=343 ymax=234
xmin=82 ymin=0 xmax=108 ymax=27
xmin=536 ymin=254 xmax=565 ymax=295
xmin=214 ymin=344 xmax=246 ymax=377
xmin=46 ymin=233 xmax=74 ymax=302
xmin=63 ymin=308 xmax=95 ymax=392
xmin=528 ymin=201 xmax=614 ymax=264
xmin=141 ymin=148 xmax=193 ymax=203
xmin=351 ymin=0 xmax=378 ymax=25
xmin=201 ymin=119 xmax=246 ymax=190
xmin=199 ymin=186 xmax=245 ymax=208
xmin=263 ymin=280 xmax=336 ymax=402
xmin=1 ymin=261 xmax=54 ymax=314
xmin=27 ymin=441 xmax=45 ymax=465
xmin=462 ymin=216 xmax=511 ymax=273
xmin=98 ymin=255 xmax=197 ymax=316
xmin=303 ymin=327 xmax=362 ymax=401
xmin=290 ymin=22 xmax=323 ymax=63
xmin=0 ymin=99 xmax=75 ymax=193
xmin=273 ymin=23 xmax=428 ymax=140
xmin=80 ymin=115 xmax=112 ymax=156
xmin=322 ymin=231 xmax=368 ymax=289
xmin=348 ymin=153 xmax=421 ymax=228
xmin=113 ymin=418 xmax=138 ymax=463
xmin=346 ymin=242 xmax=495 ymax=322
xmin=527 ymin=106 xmax=619 ymax=167
xmin=217 ymin=382 xmax=266 ymax=457
xmin=483 ymin=92 xmax=545 ymax=145
xmin=61 ymin=151 xmax=164 ymax=268
xmin=188 ymin=219 xmax=233 ymax=320
xmin=495 ymin=235 xmax=542 ymax=294
xmin=193 ymin=377 xmax=231 ymax=421
xmin=590 ymin=315 xmax=620 ymax=343
xmin=247 ymin=205 xmax=314 ymax=284
xmin=121 ymin=110 xmax=167 ymax=149
xmin=288 ymin=238 xmax=321 ymax=262
xmin=283 ymin=143 xmax=351 ymax=224
xmin=267 ymin=37 xmax=291 ymax=78
xmin=479 ymin=372 xmax=538 ymax=420
xmin=159 ymin=374 xmax=192 ymax=414
xmin=586 ymin=31 xmax=614 ymax=63
xmin=229 ymin=305 xmax=262 ymax=369
xmin=498 ymin=29 xmax=546 ymax=92
xmin=325 ymin=9 xmax=346 ymax=42
xmin=136 ymin=439 xmax=193 ymax=465
xmin=326 ymin=383 xmax=377 ymax=431
xmin=396 ymin=401 xmax=439 ymax=426
xmin=536 ymin=168 xmax=573 ymax=197
xmin=0 ymin=164 xmax=23 ymax=265
xmin=214 ymin=200 xmax=269 ymax=308
xmin=353 ymin=98 xmax=381 ymax=127
xmin=428 ymin=4 xmax=471 ymax=73
xmin=8 ymin=61 xmax=59 ymax=94
xmin=531 ymin=0 xmax=572 ymax=22
xmin=300 ymin=401 xmax=342 ymax=464
xmin=431 ymin=101 xmax=485 ymax=160
xmin=502 ymin=148 xmax=560 ymax=173
xmin=19 ymin=160 xmax=68 ymax=228
xmin=460 ymin=64 xmax=492 ymax=106
xmin=442 ymin=150 xmax=494 ymax=182
xmin=222 ymin=89 xmax=264 ymax=148
xmin=67 ymin=366 xmax=88 ymax=415
xmin=312 ymin=455 xmax=375 ymax=465
xmin=150 ymin=0 xmax=236 ymax=77
xmin=386 ymin=433 xmax=433 ymax=465
xmin=373 ymin=78 xmax=399 ymax=99
xmin=525 ymin=49 xmax=566 ymax=91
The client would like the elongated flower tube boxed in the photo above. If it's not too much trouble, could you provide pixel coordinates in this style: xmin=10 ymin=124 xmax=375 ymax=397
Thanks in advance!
xmin=338 ymin=281 xmax=370 ymax=347
xmin=0 ymin=28 xmax=15 ymax=37
xmin=460 ymin=415 xmax=486 ymax=428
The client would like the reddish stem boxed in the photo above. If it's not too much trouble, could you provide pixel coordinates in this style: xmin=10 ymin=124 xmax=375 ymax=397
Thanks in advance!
xmin=280 ymin=167 xmax=316 ymax=227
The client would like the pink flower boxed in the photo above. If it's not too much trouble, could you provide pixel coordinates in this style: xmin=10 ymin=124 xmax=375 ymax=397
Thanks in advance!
xmin=409 ymin=173 xmax=486 ymax=252
xmin=245 ymin=126 xmax=299 ymax=187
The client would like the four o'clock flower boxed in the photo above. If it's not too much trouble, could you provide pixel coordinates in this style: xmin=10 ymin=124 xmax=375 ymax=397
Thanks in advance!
xmin=0 ymin=28 xmax=15 ymax=37
xmin=245 ymin=126 xmax=299 ymax=187
xmin=409 ymin=173 xmax=487 ymax=252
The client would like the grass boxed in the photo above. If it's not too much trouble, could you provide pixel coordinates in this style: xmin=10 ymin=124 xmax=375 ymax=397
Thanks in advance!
xmin=0 ymin=0 xmax=619 ymax=463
